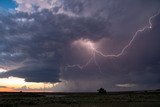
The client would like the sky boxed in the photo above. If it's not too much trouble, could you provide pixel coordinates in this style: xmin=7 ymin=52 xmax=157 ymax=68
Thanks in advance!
xmin=0 ymin=0 xmax=160 ymax=92
xmin=0 ymin=0 xmax=17 ymax=9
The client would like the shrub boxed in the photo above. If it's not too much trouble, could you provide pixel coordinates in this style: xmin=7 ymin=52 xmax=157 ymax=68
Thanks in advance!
xmin=97 ymin=88 xmax=107 ymax=94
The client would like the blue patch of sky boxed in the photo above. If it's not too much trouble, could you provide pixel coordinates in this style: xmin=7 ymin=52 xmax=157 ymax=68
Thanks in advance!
xmin=0 ymin=0 xmax=17 ymax=10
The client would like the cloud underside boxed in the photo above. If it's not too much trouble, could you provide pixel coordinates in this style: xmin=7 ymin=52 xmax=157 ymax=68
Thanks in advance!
xmin=0 ymin=0 xmax=160 ymax=91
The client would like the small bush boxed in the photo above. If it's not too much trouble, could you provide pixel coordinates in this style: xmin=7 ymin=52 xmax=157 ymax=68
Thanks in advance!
xmin=97 ymin=88 xmax=107 ymax=94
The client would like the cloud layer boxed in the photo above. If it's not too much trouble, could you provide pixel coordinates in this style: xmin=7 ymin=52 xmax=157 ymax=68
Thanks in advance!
xmin=0 ymin=0 xmax=160 ymax=91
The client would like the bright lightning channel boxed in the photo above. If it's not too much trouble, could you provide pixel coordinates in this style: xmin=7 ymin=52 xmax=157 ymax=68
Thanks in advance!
xmin=66 ymin=40 xmax=96 ymax=69
xmin=66 ymin=10 xmax=160 ymax=72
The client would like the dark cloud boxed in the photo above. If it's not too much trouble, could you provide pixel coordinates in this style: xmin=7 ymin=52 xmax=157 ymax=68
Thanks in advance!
xmin=0 ymin=0 xmax=160 ymax=91
xmin=0 ymin=64 xmax=60 ymax=82
xmin=0 ymin=9 xmax=110 ymax=83
xmin=121 ymin=14 xmax=160 ymax=86
xmin=61 ymin=13 xmax=160 ymax=91
xmin=61 ymin=0 xmax=160 ymax=53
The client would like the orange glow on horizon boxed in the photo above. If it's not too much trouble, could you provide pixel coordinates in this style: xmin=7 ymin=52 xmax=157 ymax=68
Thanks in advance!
xmin=0 ymin=77 xmax=56 ymax=92
xmin=0 ymin=87 xmax=15 ymax=92
xmin=0 ymin=87 xmax=48 ymax=92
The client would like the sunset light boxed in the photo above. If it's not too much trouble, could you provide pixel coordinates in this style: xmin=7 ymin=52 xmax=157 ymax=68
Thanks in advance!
xmin=0 ymin=77 xmax=53 ymax=92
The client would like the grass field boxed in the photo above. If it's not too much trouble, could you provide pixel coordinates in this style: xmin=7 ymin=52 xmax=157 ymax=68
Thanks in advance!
xmin=0 ymin=91 xmax=160 ymax=107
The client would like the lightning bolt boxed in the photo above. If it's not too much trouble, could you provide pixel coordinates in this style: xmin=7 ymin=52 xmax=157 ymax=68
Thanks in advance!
xmin=95 ymin=10 xmax=160 ymax=58
xmin=66 ymin=54 xmax=94 ymax=69
xmin=66 ymin=10 xmax=160 ymax=72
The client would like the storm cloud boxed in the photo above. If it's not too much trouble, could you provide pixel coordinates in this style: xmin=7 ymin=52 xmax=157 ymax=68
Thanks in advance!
xmin=0 ymin=8 xmax=110 ymax=83
xmin=0 ymin=0 xmax=160 ymax=91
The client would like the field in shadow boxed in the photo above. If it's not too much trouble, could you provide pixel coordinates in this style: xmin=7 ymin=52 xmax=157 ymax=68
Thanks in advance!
xmin=0 ymin=90 xmax=160 ymax=107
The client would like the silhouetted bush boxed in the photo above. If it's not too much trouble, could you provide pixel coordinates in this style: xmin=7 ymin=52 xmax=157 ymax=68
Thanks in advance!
xmin=97 ymin=88 xmax=107 ymax=94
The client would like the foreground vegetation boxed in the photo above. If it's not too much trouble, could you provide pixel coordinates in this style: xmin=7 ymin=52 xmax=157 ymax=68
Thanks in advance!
xmin=0 ymin=91 xmax=160 ymax=107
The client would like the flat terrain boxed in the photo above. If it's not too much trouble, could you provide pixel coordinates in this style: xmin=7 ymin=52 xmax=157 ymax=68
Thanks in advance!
xmin=0 ymin=91 xmax=160 ymax=107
